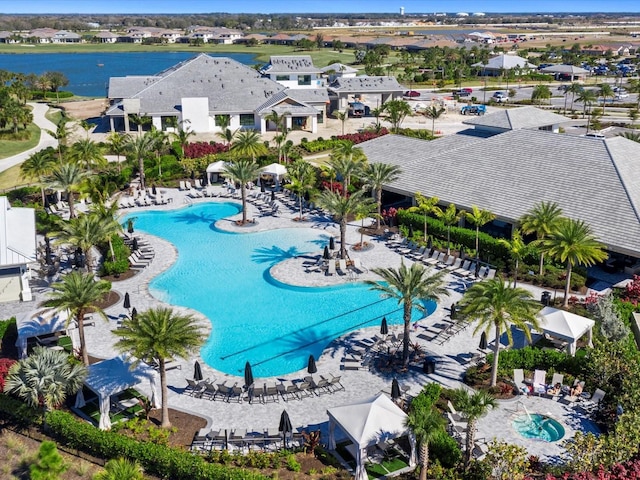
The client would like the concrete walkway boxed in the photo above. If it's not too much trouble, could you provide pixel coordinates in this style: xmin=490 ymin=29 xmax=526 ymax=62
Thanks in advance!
xmin=0 ymin=102 xmax=58 ymax=174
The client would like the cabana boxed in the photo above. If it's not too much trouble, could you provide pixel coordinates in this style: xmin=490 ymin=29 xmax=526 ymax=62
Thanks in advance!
xmin=534 ymin=306 xmax=595 ymax=356
xmin=15 ymin=308 xmax=79 ymax=358
xmin=259 ymin=163 xmax=287 ymax=188
xmin=206 ymin=160 xmax=227 ymax=184
xmin=75 ymin=355 xmax=160 ymax=430
xmin=327 ymin=393 xmax=416 ymax=480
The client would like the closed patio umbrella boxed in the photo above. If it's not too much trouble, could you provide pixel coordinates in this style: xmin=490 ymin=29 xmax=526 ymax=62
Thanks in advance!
xmin=391 ymin=378 xmax=401 ymax=400
xmin=279 ymin=410 xmax=292 ymax=449
xmin=323 ymin=246 xmax=330 ymax=260
xmin=152 ymin=185 xmax=157 ymax=195
xmin=123 ymin=292 xmax=131 ymax=311
xmin=244 ymin=361 xmax=254 ymax=389
xmin=132 ymin=238 xmax=139 ymax=251
xmin=329 ymin=237 xmax=335 ymax=250
xmin=380 ymin=317 xmax=388 ymax=336
xmin=271 ymin=191 xmax=275 ymax=202
xmin=307 ymin=355 xmax=317 ymax=374
xmin=194 ymin=361 xmax=203 ymax=381
xmin=479 ymin=331 xmax=487 ymax=350
xmin=261 ymin=184 xmax=266 ymax=193
xmin=131 ymin=308 xmax=137 ymax=320
xmin=127 ymin=219 xmax=134 ymax=234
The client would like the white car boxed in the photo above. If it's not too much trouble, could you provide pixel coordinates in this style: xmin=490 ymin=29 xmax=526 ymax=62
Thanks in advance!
xmin=492 ymin=91 xmax=508 ymax=103
xmin=615 ymin=91 xmax=629 ymax=100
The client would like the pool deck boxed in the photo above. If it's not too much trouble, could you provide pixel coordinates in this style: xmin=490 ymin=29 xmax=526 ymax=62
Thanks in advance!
xmin=4 ymin=186 xmax=596 ymax=458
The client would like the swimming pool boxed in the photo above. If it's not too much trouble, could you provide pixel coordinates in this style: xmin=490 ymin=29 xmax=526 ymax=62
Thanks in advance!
xmin=126 ymin=203 xmax=434 ymax=378
xmin=513 ymin=414 xmax=565 ymax=442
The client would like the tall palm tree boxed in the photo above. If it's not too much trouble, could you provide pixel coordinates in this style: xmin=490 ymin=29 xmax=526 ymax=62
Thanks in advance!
xmin=170 ymin=123 xmax=195 ymax=158
xmin=519 ymin=201 xmax=563 ymax=276
xmin=531 ymin=84 xmax=552 ymax=105
xmin=126 ymin=131 xmax=158 ymax=191
xmin=458 ymin=279 xmax=540 ymax=386
xmin=113 ymin=307 xmax=205 ymax=428
xmin=94 ymin=458 xmax=144 ymax=480
xmin=598 ymin=83 xmax=614 ymax=115
xmin=265 ymin=109 xmax=286 ymax=135
xmin=55 ymin=213 xmax=117 ymax=272
xmin=408 ymin=193 xmax=439 ymax=242
xmin=498 ymin=230 xmax=527 ymax=287
xmin=223 ymin=159 xmax=262 ymax=224
xmin=452 ymin=388 xmax=497 ymax=468
xmin=106 ymin=132 xmax=130 ymax=173
xmin=363 ymin=162 xmax=402 ymax=230
xmin=216 ymin=127 xmax=238 ymax=147
xmin=46 ymin=162 xmax=90 ymax=218
xmin=285 ymin=160 xmax=316 ymax=220
xmin=20 ymin=149 xmax=55 ymax=207
xmin=577 ymin=89 xmax=598 ymax=127
xmin=69 ymin=138 xmax=107 ymax=171
xmin=316 ymin=189 xmax=369 ymax=260
xmin=542 ymin=218 xmax=608 ymax=307
xmin=367 ymin=262 xmax=449 ymax=365
xmin=328 ymin=143 xmax=367 ymax=196
xmin=566 ymin=83 xmax=583 ymax=113
xmin=465 ymin=205 xmax=495 ymax=266
xmin=405 ymin=404 xmax=444 ymax=480
xmin=43 ymin=271 xmax=111 ymax=366
xmin=433 ymin=203 xmax=464 ymax=255
xmin=4 ymin=346 xmax=87 ymax=417
xmin=422 ymin=106 xmax=446 ymax=136
xmin=230 ymin=130 xmax=267 ymax=161
xmin=332 ymin=110 xmax=348 ymax=135
xmin=382 ymin=99 xmax=412 ymax=133
xmin=89 ymin=202 xmax=124 ymax=262
xmin=45 ymin=116 xmax=72 ymax=163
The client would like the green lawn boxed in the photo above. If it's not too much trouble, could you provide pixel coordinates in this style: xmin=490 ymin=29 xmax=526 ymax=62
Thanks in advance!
xmin=0 ymin=164 xmax=30 ymax=191
xmin=0 ymin=124 xmax=40 ymax=160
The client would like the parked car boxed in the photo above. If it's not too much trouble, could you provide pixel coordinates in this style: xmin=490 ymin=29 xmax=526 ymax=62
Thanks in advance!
xmin=404 ymin=90 xmax=420 ymax=98
xmin=492 ymin=91 xmax=507 ymax=102
xmin=453 ymin=89 xmax=472 ymax=97
xmin=460 ymin=105 xmax=486 ymax=115
xmin=584 ymin=132 xmax=606 ymax=139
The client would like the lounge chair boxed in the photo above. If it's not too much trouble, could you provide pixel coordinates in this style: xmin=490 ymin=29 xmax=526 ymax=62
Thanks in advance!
xmin=472 ymin=442 xmax=489 ymax=460
xmin=444 ymin=257 xmax=463 ymax=272
xmin=532 ymin=369 xmax=547 ymax=395
xmin=397 ymin=242 xmax=416 ymax=255
xmin=407 ymin=246 xmax=426 ymax=260
xmin=484 ymin=268 xmax=497 ymax=280
xmin=451 ymin=259 xmax=471 ymax=275
xmin=326 ymin=260 xmax=336 ymax=276
xmin=447 ymin=401 xmax=465 ymax=422
xmin=438 ymin=255 xmax=456 ymax=269
xmin=200 ymin=381 xmax=218 ymax=400
xmin=580 ymin=388 xmax=605 ymax=414
xmin=424 ymin=251 xmax=445 ymax=266
xmin=351 ymin=258 xmax=367 ymax=273
xmin=280 ymin=383 xmax=300 ymax=401
xmin=185 ymin=379 xmax=206 ymax=397
xmin=545 ymin=372 xmax=564 ymax=399
xmin=295 ymin=381 xmax=313 ymax=398
xmin=338 ymin=259 xmax=348 ymax=275
xmin=179 ymin=181 xmax=187 ymax=190
xmin=325 ymin=373 xmax=345 ymax=392
xmin=513 ymin=369 xmax=528 ymax=394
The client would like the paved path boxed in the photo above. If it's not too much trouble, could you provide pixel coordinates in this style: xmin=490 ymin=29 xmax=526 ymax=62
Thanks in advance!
xmin=0 ymin=102 xmax=58 ymax=174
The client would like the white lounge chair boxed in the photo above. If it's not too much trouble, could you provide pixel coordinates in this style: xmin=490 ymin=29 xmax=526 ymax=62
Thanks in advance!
xmin=532 ymin=369 xmax=547 ymax=395
xmin=327 ymin=261 xmax=336 ymax=276
xmin=352 ymin=258 xmax=367 ymax=273
xmin=179 ymin=181 xmax=187 ymax=190
xmin=513 ymin=368 xmax=528 ymax=394
xmin=580 ymin=388 xmax=605 ymax=414
xmin=338 ymin=259 xmax=348 ymax=275
xmin=445 ymin=257 xmax=463 ymax=272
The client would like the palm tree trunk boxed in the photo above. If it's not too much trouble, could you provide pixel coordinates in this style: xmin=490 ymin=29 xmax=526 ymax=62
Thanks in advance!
xmin=446 ymin=227 xmax=451 ymax=255
xmin=299 ymin=196 xmax=303 ymax=220
xmin=563 ymin=260 xmax=573 ymax=307
xmin=40 ymin=186 xmax=47 ymax=210
xmin=159 ymin=358 xmax=171 ymax=428
xmin=491 ymin=324 xmax=500 ymax=386
xmin=513 ymin=259 xmax=519 ymax=288
xmin=77 ymin=311 xmax=89 ymax=366
xmin=423 ymin=216 xmax=428 ymax=242
xmin=241 ymin=186 xmax=247 ymax=223
xmin=475 ymin=227 xmax=480 ymax=264
xmin=138 ymin=157 xmax=145 ymax=191
xmin=419 ymin=443 xmax=429 ymax=480
xmin=538 ymin=252 xmax=545 ymax=276
xmin=340 ymin=218 xmax=347 ymax=260
xmin=67 ymin=190 xmax=76 ymax=218
xmin=376 ymin=188 xmax=382 ymax=230
xmin=464 ymin=419 xmax=477 ymax=467
xmin=403 ymin=302 xmax=411 ymax=366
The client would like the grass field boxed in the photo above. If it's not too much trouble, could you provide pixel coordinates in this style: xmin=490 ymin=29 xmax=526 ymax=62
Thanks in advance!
xmin=0 ymin=163 xmax=30 ymax=192
xmin=0 ymin=124 xmax=40 ymax=160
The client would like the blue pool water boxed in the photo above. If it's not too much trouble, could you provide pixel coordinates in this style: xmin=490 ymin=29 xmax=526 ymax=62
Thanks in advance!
xmin=513 ymin=414 xmax=565 ymax=442
xmin=126 ymin=203 xmax=435 ymax=378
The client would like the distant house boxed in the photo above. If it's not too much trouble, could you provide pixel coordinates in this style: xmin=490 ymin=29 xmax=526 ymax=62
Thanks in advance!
xmin=260 ymin=55 xmax=325 ymax=89
xmin=28 ymin=28 xmax=58 ymax=43
xmin=327 ymin=76 xmax=405 ymax=112
xmin=187 ymin=27 xmax=243 ymax=44
xmin=93 ymin=31 xmax=118 ymax=44
xmin=0 ymin=31 xmax=19 ymax=43
xmin=0 ymin=197 xmax=36 ymax=303
xmin=473 ymin=54 xmax=535 ymax=76
xmin=106 ymin=54 xmax=324 ymax=135
xmin=321 ymin=63 xmax=358 ymax=83
xmin=52 ymin=30 xmax=81 ymax=43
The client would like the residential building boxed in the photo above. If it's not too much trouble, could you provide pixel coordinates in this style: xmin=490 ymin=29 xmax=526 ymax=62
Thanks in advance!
xmin=260 ymin=55 xmax=325 ymax=89
xmin=473 ymin=54 xmax=535 ymax=76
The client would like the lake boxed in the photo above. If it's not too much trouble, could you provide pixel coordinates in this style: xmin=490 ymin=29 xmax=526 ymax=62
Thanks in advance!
xmin=0 ymin=51 xmax=258 ymax=98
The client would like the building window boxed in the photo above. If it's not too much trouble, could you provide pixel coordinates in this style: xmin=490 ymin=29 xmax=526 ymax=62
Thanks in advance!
xmin=317 ymin=112 xmax=324 ymax=124
xmin=239 ymin=114 xmax=255 ymax=127
xmin=297 ymin=75 xmax=311 ymax=86
xmin=276 ymin=75 xmax=289 ymax=81
xmin=215 ymin=115 xmax=230 ymax=127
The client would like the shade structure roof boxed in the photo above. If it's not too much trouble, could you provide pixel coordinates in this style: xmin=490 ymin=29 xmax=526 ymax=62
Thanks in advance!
xmin=535 ymin=306 xmax=595 ymax=343
xmin=15 ymin=308 xmax=76 ymax=359
xmin=261 ymin=163 xmax=287 ymax=177
xmin=327 ymin=392 xmax=409 ymax=448
xmin=206 ymin=160 xmax=227 ymax=173
xmin=541 ymin=64 xmax=590 ymax=75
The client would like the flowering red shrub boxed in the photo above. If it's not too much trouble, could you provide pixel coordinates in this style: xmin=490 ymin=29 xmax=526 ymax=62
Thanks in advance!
xmin=335 ymin=129 xmax=389 ymax=144
xmin=623 ymin=274 xmax=640 ymax=306
xmin=321 ymin=181 xmax=344 ymax=195
xmin=527 ymin=460 xmax=640 ymax=479
xmin=0 ymin=358 xmax=16 ymax=391
xmin=183 ymin=142 xmax=228 ymax=159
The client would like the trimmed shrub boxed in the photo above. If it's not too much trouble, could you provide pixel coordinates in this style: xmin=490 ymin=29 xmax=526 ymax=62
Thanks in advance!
xmin=0 ymin=393 xmax=41 ymax=427
xmin=430 ymin=430 xmax=462 ymax=468
xmin=184 ymin=142 xmax=229 ymax=159
xmin=335 ymin=129 xmax=389 ymax=144
xmin=298 ymin=138 xmax=351 ymax=153
xmin=100 ymin=235 xmax=130 ymax=277
xmin=490 ymin=346 xmax=584 ymax=378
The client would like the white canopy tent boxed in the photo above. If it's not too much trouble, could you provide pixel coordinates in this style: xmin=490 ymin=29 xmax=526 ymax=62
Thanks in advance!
xmin=76 ymin=355 xmax=160 ymax=430
xmin=15 ymin=308 xmax=79 ymax=359
xmin=206 ymin=160 xmax=227 ymax=184
xmin=260 ymin=163 xmax=288 ymax=187
xmin=327 ymin=393 xmax=416 ymax=480
xmin=534 ymin=306 xmax=595 ymax=355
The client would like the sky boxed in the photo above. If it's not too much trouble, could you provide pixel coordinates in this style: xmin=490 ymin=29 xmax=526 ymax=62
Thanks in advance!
xmin=3 ymin=0 xmax=639 ymax=14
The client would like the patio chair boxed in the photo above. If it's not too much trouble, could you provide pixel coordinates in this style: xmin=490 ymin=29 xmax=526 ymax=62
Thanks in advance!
xmin=532 ymin=369 xmax=547 ymax=395
xmin=263 ymin=383 xmax=280 ymax=403
xmin=185 ymin=379 xmax=205 ymax=397
xmin=326 ymin=373 xmax=345 ymax=392
xmin=326 ymin=260 xmax=336 ymax=276
xmin=280 ymin=383 xmax=300 ymax=401
xmin=437 ymin=254 xmax=456 ymax=269
xmin=191 ymin=427 xmax=211 ymax=451
xmin=580 ymin=388 xmax=606 ymax=414
xmin=513 ymin=369 xmax=528 ymax=394
xmin=447 ymin=401 xmax=465 ymax=422
xmin=337 ymin=259 xmax=348 ymax=275
xmin=420 ymin=249 xmax=440 ymax=265
xmin=484 ymin=268 xmax=497 ymax=280
xmin=451 ymin=259 xmax=471 ymax=275
xmin=472 ymin=442 xmax=489 ymax=460
xmin=351 ymin=258 xmax=368 ymax=274
xmin=294 ymin=381 xmax=313 ymax=398
xmin=407 ymin=246 xmax=426 ymax=260
xmin=444 ymin=257 xmax=463 ymax=272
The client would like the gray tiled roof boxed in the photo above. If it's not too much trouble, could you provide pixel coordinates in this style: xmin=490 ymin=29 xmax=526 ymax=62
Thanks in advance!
xmin=462 ymin=106 xmax=570 ymax=131
xmin=359 ymin=131 xmax=640 ymax=256
xmin=321 ymin=63 xmax=358 ymax=74
xmin=328 ymin=76 xmax=404 ymax=93
xmin=286 ymin=88 xmax=329 ymax=104
xmin=108 ymin=54 xmax=286 ymax=114
xmin=108 ymin=76 xmax=160 ymax=99
xmin=473 ymin=54 xmax=534 ymax=70
xmin=255 ymin=91 xmax=319 ymax=115
xmin=261 ymin=55 xmax=322 ymax=74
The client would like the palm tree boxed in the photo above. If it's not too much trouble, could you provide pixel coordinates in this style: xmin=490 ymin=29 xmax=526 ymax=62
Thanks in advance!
xmin=332 ymin=110 xmax=348 ymax=135
xmin=223 ymin=159 xmax=262 ymax=224
xmin=433 ymin=203 xmax=464 ymax=255
xmin=43 ymin=272 xmax=111 ymax=366
xmin=566 ymin=83 xmax=583 ymax=113
xmin=20 ymin=149 xmax=55 ymax=207
xmin=363 ymin=162 xmax=402 ymax=230
xmin=452 ymin=388 xmax=497 ymax=468
xmin=45 ymin=116 xmax=72 ymax=163
xmin=230 ymin=130 xmax=267 ymax=161
xmin=55 ymin=213 xmax=117 ymax=272
xmin=328 ymin=143 xmax=367 ymax=196
xmin=498 ymin=230 xmax=527 ymax=287
xmin=216 ymin=127 xmax=238 ymax=147
xmin=285 ymin=160 xmax=316 ymax=220
xmin=422 ymin=106 xmax=446 ymax=136
xmin=106 ymin=132 xmax=130 ymax=173
xmin=367 ymin=262 xmax=449 ymax=366
xmin=93 ymin=458 xmax=144 ymax=480
xmin=113 ymin=307 xmax=205 ymax=428
xmin=70 ymin=138 xmax=107 ymax=171
xmin=531 ymin=85 xmax=552 ymax=105
xmin=405 ymin=404 xmax=444 ymax=480
xmin=408 ymin=193 xmax=439 ymax=242
xmin=265 ymin=109 xmax=286 ymax=135
xmin=458 ymin=279 xmax=540 ymax=386
xmin=542 ymin=218 xmax=608 ymax=307
xmin=382 ymin=99 xmax=412 ymax=133
xmin=519 ymin=201 xmax=563 ymax=275
xmin=46 ymin=162 xmax=90 ymax=218
xmin=354 ymin=197 xmax=378 ymax=248
xmin=4 ymin=346 xmax=87 ymax=417
xmin=577 ymin=89 xmax=598 ymax=128
xmin=598 ymin=83 xmax=614 ymax=114
xmin=316 ymin=189 xmax=370 ymax=260
xmin=465 ymin=205 xmax=495 ymax=266
xmin=170 ymin=123 xmax=195 ymax=157
xmin=89 ymin=201 xmax=124 ymax=262
xmin=126 ymin=131 xmax=158 ymax=191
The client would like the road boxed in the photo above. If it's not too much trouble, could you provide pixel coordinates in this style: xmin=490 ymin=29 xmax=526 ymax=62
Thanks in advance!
xmin=0 ymin=102 xmax=58 ymax=174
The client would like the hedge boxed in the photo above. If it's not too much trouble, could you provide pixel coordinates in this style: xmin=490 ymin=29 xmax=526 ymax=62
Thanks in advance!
xmin=489 ymin=346 xmax=585 ymax=379
xmin=45 ymin=410 xmax=268 ymax=480
xmin=0 ymin=393 xmax=41 ymax=428
xmin=100 ymin=235 xmax=131 ymax=277
xmin=397 ymin=210 xmax=511 ymax=266
xmin=299 ymin=138 xmax=351 ymax=153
